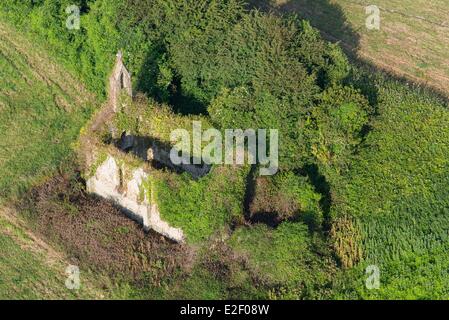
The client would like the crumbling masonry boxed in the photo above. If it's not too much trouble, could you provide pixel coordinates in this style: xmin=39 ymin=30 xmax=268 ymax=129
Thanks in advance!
xmin=82 ymin=52 xmax=186 ymax=243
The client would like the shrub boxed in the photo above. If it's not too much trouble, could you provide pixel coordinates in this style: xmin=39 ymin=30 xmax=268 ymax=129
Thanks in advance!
xmin=292 ymin=20 xmax=350 ymax=88
xmin=154 ymin=164 xmax=250 ymax=244
xmin=229 ymin=222 xmax=336 ymax=299
xmin=330 ymin=74 xmax=449 ymax=296
xmin=306 ymin=85 xmax=371 ymax=177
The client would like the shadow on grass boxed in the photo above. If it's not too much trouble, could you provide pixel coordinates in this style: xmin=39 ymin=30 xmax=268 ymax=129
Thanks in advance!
xmin=247 ymin=0 xmax=361 ymax=56
xmin=248 ymin=0 xmax=449 ymax=102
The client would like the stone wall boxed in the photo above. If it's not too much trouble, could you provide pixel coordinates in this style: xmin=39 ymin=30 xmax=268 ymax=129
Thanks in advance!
xmin=109 ymin=51 xmax=132 ymax=112
xmin=81 ymin=52 xmax=186 ymax=243
xmin=86 ymin=155 xmax=185 ymax=242
xmin=119 ymin=132 xmax=211 ymax=179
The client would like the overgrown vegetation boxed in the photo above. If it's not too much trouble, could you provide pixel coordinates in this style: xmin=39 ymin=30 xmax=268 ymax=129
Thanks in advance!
xmin=154 ymin=165 xmax=250 ymax=243
xmin=1 ymin=0 xmax=449 ymax=300
xmin=329 ymin=76 xmax=449 ymax=298
xmin=229 ymin=222 xmax=336 ymax=299
xmin=0 ymin=19 xmax=94 ymax=201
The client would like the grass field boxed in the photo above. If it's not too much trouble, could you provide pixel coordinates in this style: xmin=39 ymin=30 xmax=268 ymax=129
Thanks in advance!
xmin=0 ymin=20 xmax=95 ymax=201
xmin=269 ymin=0 xmax=449 ymax=95
xmin=0 ymin=19 xmax=101 ymax=299
xmin=0 ymin=207 xmax=105 ymax=299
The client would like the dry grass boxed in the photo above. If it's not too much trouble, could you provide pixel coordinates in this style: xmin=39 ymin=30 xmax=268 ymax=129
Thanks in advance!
xmin=19 ymin=173 xmax=190 ymax=285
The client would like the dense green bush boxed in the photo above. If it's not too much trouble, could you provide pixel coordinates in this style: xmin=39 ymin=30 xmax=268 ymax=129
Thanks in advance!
xmin=229 ymin=222 xmax=336 ymax=299
xmin=329 ymin=75 xmax=449 ymax=297
xmin=0 ymin=0 xmax=359 ymax=172
xmin=273 ymin=173 xmax=323 ymax=228
xmin=331 ymin=247 xmax=449 ymax=299
xmin=306 ymin=85 xmax=371 ymax=178
xmin=205 ymin=12 xmax=354 ymax=170
xmin=154 ymin=165 xmax=250 ymax=244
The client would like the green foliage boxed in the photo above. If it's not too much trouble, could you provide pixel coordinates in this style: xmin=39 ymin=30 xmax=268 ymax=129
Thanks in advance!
xmin=205 ymin=12 xmax=353 ymax=170
xmin=229 ymin=222 xmax=336 ymax=299
xmin=307 ymin=85 xmax=370 ymax=176
xmin=0 ymin=0 xmax=356 ymax=168
xmin=331 ymin=248 xmax=449 ymax=300
xmin=159 ymin=0 xmax=245 ymax=107
xmin=330 ymin=74 xmax=449 ymax=297
xmin=276 ymin=173 xmax=323 ymax=228
xmin=208 ymin=82 xmax=313 ymax=171
xmin=0 ymin=0 xmax=37 ymax=25
xmin=292 ymin=20 xmax=350 ymax=88
xmin=0 ymin=21 xmax=94 ymax=200
xmin=254 ymin=172 xmax=323 ymax=228
xmin=154 ymin=165 xmax=249 ymax=243
xmin=0 ymin=0 xmax=163 ymax=97
xmin=0 ymin=0 xmax=357 ymax=172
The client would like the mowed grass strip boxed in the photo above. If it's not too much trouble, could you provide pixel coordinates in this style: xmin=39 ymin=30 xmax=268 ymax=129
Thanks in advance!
xmin=0 ymin=208 xmax=105 ymax=300
xmin=0 ymin=231 xmax=75 ymax=299
xmin=0 ymin=19 xmax=96 ymax=201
